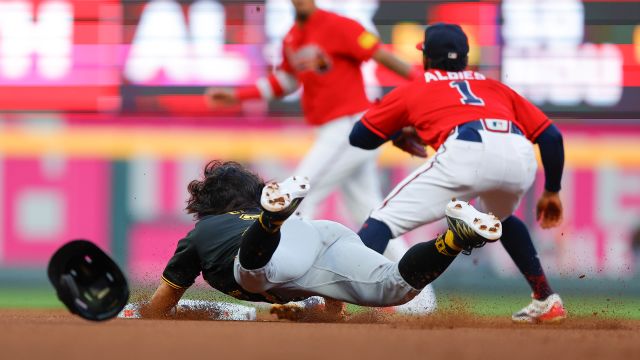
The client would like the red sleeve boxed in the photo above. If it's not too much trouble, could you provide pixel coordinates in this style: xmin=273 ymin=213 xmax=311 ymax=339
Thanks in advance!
xmin=507 ymin=86 xmax=552 ymax=141
xmin=235 ymin=86 xmax=261 ymax=100
xmin=280 ymin=43 xmax=295 ymax=74
xmin=361 ymin=85 xmax=410 ymax=139
xmin=236 ymin=35 xmax=297 ymax=101
xmin=338 ymin=17 xmax=380 ymax=62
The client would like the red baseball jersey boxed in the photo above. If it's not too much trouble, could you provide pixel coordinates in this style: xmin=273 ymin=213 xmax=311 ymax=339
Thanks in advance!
xmin=362 ymin=69 xmax=552 ymax=150
xmin=280 ymin=9 xmax=380 ymax=125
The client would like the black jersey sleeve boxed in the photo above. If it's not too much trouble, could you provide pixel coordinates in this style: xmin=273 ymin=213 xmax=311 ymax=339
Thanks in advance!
xmin=161 ymin=232 xmax=201 ymax=289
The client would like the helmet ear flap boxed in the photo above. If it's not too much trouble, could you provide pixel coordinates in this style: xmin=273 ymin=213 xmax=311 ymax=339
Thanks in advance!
xmin=57 ymin=274 xmax=80 ymax=315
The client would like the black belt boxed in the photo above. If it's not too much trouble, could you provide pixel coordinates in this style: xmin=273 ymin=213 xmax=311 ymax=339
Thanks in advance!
xmin=455 ymin=120 xmax=523 ymax=143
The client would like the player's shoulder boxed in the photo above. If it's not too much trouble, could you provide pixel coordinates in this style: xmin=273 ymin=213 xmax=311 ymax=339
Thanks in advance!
xmin=195 ymin=209 xmax=259 ymax=232
xmin=318 ymin=9 xmax=347 ymax=21
xmin=201 ymin=209 xmax=260 ymax=222
xmin=372 ymin=80 xmax=415 ymax=106
xmin=481 ymin=76 xmax=518 ymax=96
xmin=283 ymin=25 xmax=297 ymax=45
xmin=321 ymin=9 xmax=361 ymax=28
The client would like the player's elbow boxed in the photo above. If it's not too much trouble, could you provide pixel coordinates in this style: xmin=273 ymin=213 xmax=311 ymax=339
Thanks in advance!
xmin=349 ymin=134 xmax=380 ymax=150
xmin=349 ymin=121 xmax=386 ymax=150
xmin=535 ymin=124 xmax=563 ymax=145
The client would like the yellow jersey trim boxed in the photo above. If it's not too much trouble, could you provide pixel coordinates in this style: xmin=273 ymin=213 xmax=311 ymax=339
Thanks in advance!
xmin=161 ymin=275 xmax=186 ymax=290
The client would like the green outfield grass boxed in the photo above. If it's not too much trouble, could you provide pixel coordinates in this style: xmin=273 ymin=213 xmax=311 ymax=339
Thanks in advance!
xmin=2 ymin=287 xmax=640 ymax=319
xmin=0 ymin=288 xmax=63 ymax=308
xmin=434 ymin=291 xmax=640 ymax=319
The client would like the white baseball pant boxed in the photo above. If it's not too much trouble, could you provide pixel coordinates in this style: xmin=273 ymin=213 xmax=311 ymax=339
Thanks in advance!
xmin=294 ymin=112 xmax=382 ymax=224
xmin=294 ymin=112 xmax=436 ymax=311
xmin=234 ymin=219 xmax=420 ymax=306
xmin=370 ymin=128 xmax=537 ymax=237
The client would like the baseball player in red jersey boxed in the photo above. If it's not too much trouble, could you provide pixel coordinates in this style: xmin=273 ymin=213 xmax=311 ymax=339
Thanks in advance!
xmin=350 ymin=23 xmax=567 ymax=323
xmin=206 ymin=0 xmax=437 ymax=314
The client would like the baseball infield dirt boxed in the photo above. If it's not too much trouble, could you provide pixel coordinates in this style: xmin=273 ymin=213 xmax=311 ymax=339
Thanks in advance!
xmin=2 ymin=309 xmax=639 ymax=360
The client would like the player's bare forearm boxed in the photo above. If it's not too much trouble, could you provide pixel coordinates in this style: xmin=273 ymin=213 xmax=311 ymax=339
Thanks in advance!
xmin=205 ymin=71 xmax=298 ymax=108
xmin=372 ymin=48 xmax=414 ymax=79
xmin=205 ymin=87 xmax=239 ymax=108
xmin=140 ymin=281 xmax=186 ymax=319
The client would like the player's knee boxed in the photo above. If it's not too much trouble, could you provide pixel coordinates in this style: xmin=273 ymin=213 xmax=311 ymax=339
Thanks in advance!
xmin=502 ymin=215 xmax=527 ymax=231
xmin=236 ymin=266 xmax=273 ymax=293
xmin=358 ymin=217 xmax=393 ymax=253
xmin=500 ymin=215 xmax=532 ymax=244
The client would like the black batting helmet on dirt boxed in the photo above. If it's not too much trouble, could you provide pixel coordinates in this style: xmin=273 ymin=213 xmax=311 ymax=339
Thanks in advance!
xmin=47 ymin=240 xmax=129 ymax=321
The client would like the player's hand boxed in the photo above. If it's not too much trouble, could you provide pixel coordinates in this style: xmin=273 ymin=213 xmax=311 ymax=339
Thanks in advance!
xmin=205 ymin=87 xmax=238 ymax=108
xmin=536 ymin=191 xmax=563 ymax=229
xmin=392 ymin=127 xmax=427 ymax=158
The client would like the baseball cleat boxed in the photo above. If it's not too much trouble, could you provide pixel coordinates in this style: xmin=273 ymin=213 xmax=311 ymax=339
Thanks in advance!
xmin=445 ymin=200 xmax=502 ymax=254
xmin=512 ymin=294 xmax=567 ymax=324
xmin=393 ymin=284 xmax=437 ymax=315
xmin=260 ymin=176 xmax=310 ymax=213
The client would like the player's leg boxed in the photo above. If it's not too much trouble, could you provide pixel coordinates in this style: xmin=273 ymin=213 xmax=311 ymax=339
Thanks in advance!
xmin=295 ymin=201 xmax=501 ymax=306
xmin=340 ymin=157 xmax=383 ymax=224
xmin=341 ymin=155 xmax=438 ymax=314
xmin=358 ymin=138 xmax=484 ymax=253
xmin=294 ymin=115 xmax=381 ymax=220
xmin=236 ymin=177 xmax=325 ymax=293
xmin=477 ymin=190 xmax=566 ymax=323
xmin=476 ymin=133 xmax=565 ymax=323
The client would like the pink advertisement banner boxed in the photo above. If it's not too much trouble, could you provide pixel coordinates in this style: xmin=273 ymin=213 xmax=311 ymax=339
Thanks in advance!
xmin=0 ymin=125 xmax=638 ymax=282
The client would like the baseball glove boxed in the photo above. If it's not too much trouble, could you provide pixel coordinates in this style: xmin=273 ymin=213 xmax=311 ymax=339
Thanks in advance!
xmin=392 ymin=127 xmax=427 ymax=158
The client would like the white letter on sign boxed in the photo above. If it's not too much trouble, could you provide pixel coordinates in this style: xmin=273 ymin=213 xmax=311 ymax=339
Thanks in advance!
xmin=125 ymin=0 xmax=249 ymax=84
xmin=0 ymin=0 xmax=73 ymax=80
xmin=124 ymin=0 xmax=191 ymax=82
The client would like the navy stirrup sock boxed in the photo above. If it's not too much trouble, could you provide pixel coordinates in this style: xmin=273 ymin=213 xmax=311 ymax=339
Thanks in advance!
xmin=358 ymin=217 xmax=393 ymax=254
xmin=501 ymin=216 xmax=554 ymax=300
xmin=398 ymin=231 xmax=460 ymax=289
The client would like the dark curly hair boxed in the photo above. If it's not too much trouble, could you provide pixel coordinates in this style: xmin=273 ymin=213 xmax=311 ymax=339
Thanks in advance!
xmin=186 ymin=160 xmax=265 ymax=219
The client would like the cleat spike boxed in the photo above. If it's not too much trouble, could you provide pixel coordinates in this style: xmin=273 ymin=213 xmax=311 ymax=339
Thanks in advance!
xmin=444 ymin=200 xmax=501 ymax=255
xmin=489 ymin=227 xmax=497 ymax=232
xmin=451 ymin=197 xmax=457 ymax=202
xmin=260 ymin=176 xmax=310 ymax=213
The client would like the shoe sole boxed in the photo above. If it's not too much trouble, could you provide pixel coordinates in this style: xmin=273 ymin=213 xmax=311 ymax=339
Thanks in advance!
xmin=445 ymin=200 xmax=502 ymax=242
xmin=512 ymin=314 xmax=567 ymax=324
xmin=512 ymin=302 xmax=567 ymax=324
xmin=261 ymin=176 xmax=311 ymax=212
